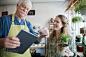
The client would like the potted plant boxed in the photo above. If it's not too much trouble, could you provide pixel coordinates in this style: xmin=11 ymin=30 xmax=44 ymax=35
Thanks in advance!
xmin=76 ymin=35 xmax=81 ymax=42
xmin=41 ymin=43 xmax=45 ymax=47
xmin=72 ymin=16 xmax=83 ymax=23
xmin=33 ymin=25 xmax=36 ymax=29
xmin=58 ymin=33 xmax=71 ymax=56
xmin=74 ymin=0 xmax=86 ymax=15
xmin=30 ymin=49 xmax=36 ymax=56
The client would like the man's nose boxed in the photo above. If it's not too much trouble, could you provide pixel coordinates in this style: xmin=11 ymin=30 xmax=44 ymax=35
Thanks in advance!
xmin=24 ymin=9 xmax=27 ymax=12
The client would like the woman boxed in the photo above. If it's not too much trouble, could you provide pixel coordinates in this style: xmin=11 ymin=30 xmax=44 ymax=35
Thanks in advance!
xmin=45 ymin=15 xmax=74 ymax=57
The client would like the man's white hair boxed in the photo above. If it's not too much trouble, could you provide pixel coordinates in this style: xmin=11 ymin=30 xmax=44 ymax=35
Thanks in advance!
xmin=18 ymin=0 xmax=32 ymax=9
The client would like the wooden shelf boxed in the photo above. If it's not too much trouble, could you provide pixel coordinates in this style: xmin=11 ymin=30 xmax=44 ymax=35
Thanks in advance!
xmin=30 ymin=46 xmax=45 ymax=48
xmin=49 ymin=23 xmax=53 ymax=34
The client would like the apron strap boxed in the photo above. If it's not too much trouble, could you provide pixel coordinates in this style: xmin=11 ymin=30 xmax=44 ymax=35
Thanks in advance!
xmin=12 ymin=14 xmax=15 ymax=25
xmin=24 ymin=19 xmax=27 ymax=26
xmin=12 ymin=14 xmax=27 ymax=26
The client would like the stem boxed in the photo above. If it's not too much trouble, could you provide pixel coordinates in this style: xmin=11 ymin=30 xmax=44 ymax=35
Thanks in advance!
xmin=62 ymin=40 xmax=64 ymax=46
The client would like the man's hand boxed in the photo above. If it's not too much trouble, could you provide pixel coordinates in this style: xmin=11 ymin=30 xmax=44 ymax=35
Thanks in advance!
xmin=0 ymin=35 xmax=21 ymax=48
xmin=39 ymin=27 xmax=49 ymax=38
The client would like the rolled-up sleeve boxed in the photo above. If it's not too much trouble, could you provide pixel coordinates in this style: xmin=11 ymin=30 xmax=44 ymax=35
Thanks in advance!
xmin=26 ymin=20 xmax=40 ymax=44
xmin=29 ymin=24 xmax=40 ymax=44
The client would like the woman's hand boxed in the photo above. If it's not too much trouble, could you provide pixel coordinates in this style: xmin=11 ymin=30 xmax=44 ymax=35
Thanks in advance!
xmin=65 ymin=49 xmax=74 ymax=57
xmin=39 ymin=27 xmax=49 ymax=38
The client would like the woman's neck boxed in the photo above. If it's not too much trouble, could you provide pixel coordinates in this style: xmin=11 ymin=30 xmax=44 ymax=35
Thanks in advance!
xmin=15 ymin=12 xmax=24 ymax=20
xmin=56 ymin=29 xmax=61 ymax=39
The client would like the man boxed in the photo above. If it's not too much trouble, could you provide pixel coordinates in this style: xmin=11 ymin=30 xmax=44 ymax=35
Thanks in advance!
xmin=0 ymin=0 xmax=49 ymax=57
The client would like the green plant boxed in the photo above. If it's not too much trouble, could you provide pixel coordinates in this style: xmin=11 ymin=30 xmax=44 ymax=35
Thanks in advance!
xmin=75 ymin=42 xmax=78 ymax=46
xmin=60 ymin=33 xmax=71 ymax=46
xmin=74 ymin=0 xmax=86 ymax=13
xmin=76 ymin=35 xmax=81 ymax=38
xmin=43 ymin=43 xmax=45 ymax=44
xmin=72 ymin=16 xmax=83 ymax=23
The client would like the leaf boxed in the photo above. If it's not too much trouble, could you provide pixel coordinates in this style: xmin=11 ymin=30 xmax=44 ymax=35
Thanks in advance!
xmin=60 ymin=33 xmax=71 ymax=42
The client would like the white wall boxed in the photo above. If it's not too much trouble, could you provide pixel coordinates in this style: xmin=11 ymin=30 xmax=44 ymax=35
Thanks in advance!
xmin=0 ymin=1 xmax=67 ymax=28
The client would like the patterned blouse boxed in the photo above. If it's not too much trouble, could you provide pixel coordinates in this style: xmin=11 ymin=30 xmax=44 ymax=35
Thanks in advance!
xmin=45 ymin=36 xmax=75 ymax=57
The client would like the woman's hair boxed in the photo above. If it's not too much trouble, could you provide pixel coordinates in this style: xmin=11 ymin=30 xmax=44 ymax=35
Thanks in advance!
xmin=18 ymin=0 xmax=32 ymax=9
xmin=49 ymin=15 xmax=71 ymax=38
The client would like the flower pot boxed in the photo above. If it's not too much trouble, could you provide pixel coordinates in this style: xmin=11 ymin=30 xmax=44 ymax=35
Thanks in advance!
xmin=77 ymin=45 xmax=83 ymax=52
xmin=34 ymin=44 xmax=37 ymax=46
xmin=80 ymin=10 xmax=86 ymax=15
xmin=80 ymin=7 xmax=86 ymax=15
xmin=41 ymin=44 xmax=45 ymax=47
xmin=58 ymin=44 xmax=69 ymax=56
xmin=38 ymin=44 xmax=41 ymax=46
xmin=76 ymin=37 xmax=81 ymax=42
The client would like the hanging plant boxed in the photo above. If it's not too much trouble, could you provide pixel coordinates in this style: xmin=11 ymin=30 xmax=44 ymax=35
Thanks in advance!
xmin=74 ymin=0 xmax=86 ymax=14
xmin=72 ymin=16 xmax=83 ymax=23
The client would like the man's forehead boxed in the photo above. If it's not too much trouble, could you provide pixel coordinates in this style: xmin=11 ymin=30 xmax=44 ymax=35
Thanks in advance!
xmin=21 ymin=3 xmax=31 ymax=8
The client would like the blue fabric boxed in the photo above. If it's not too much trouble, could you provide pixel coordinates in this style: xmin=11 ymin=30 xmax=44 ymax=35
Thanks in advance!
xmin=0 ymin=14 xmax=39 ymax=44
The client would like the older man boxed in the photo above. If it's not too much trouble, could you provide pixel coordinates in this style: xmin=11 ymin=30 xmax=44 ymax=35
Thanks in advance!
xmin=0 ymin=0 xmax=49 ymax=57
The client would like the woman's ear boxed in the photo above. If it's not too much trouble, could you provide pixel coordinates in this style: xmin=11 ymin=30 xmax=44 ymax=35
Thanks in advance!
xmin=17 ymin=3 xmax=19 ymax=7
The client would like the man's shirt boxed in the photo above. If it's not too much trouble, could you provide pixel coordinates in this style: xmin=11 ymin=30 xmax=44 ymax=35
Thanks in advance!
xmin=0 ymin=14 xmax=39 ymax=44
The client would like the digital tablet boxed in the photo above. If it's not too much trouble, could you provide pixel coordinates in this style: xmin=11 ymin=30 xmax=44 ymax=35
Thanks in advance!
xmin=6 ymin=29 xmax=38 ymax=54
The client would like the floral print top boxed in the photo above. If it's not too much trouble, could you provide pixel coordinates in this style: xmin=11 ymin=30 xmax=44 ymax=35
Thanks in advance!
xmin=45 ymin=36 xmax=75 ymax=57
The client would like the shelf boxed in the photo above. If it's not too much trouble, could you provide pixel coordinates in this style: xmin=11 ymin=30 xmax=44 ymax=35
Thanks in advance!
xmin=30 ymin=46 xmax=45 ymax=48
xmin=49 ymin=23 xmax=53 ymax=34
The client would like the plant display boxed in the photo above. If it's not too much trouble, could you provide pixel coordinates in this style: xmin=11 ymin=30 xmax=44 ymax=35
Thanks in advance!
xmin=58 ymin=33 xmax=72 ymax=56
xmin=76 ymin=35 xmax=82 ymax=42
xmin=72 ymin=16 xmax=83 ymax=23
xmin=74 ymin=0 xmax=86 ymax=13
xmin=75 ymin=42 xmax=78 ymax=46
xmin=33 ymin=25 xmax=36 ymax=29
xmin=76 ymin=35 xmax=81 ymax=38
xmin=59 ymin=33 xmax=71 ymax=46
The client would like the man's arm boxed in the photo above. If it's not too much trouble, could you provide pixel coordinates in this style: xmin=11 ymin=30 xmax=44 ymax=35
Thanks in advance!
xmin=0 ymin=17 xmax=4 ymax=48
xmin=26 ymin=21 xmax=49 ymax=43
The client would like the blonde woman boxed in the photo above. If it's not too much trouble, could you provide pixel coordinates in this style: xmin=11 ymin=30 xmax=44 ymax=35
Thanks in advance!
xmin=45 ymin=15 xmax=75 ymax=57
